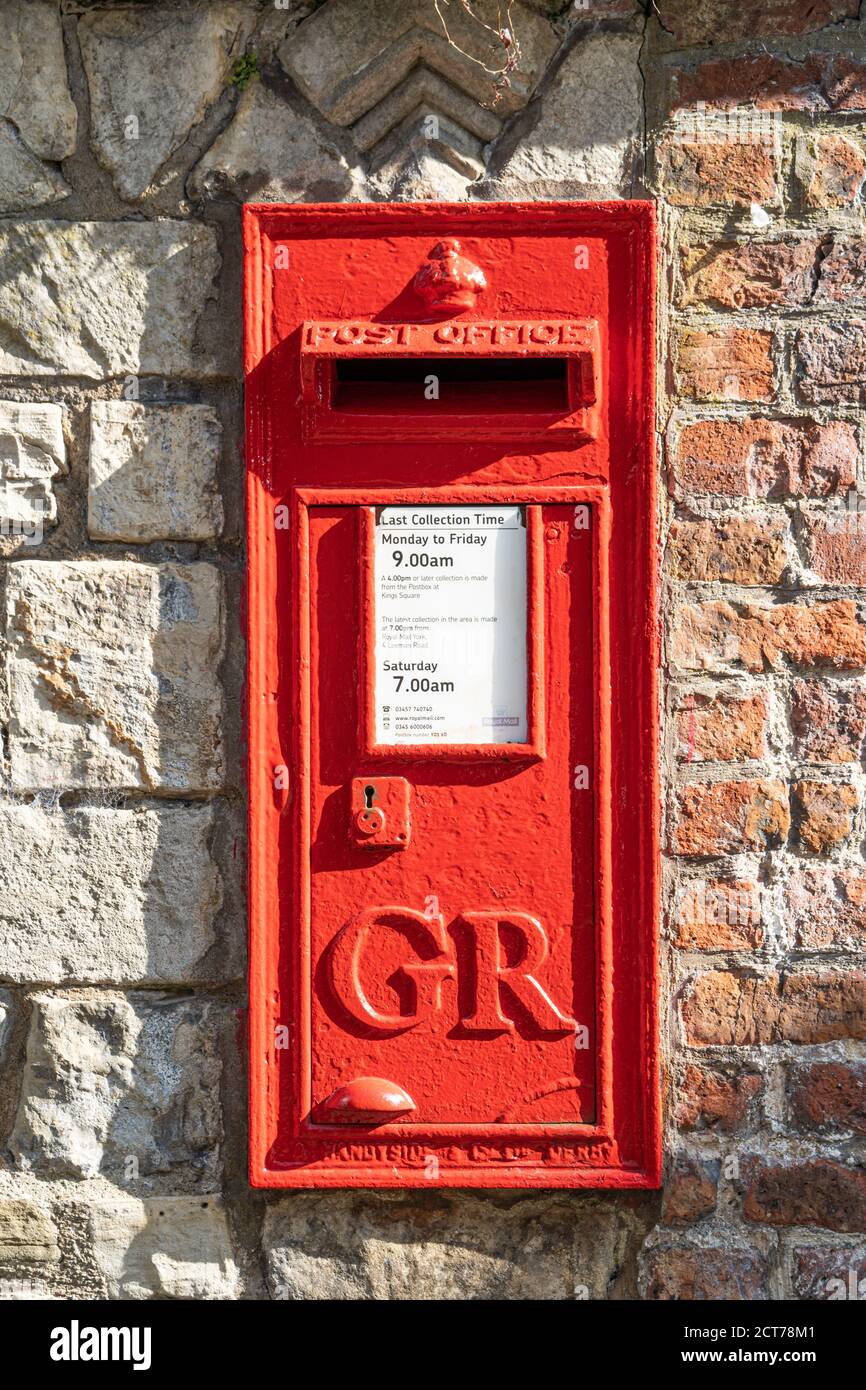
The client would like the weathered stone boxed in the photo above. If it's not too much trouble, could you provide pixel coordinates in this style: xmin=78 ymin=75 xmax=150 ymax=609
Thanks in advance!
xmin=682 ymin=970 xmax=866 ymax=1047
xmin=743 ymin=1158 xmax=866 ymax=1232
xmin=802 ymin=507 xmax=866 ymax=585
xmin=676 ymin=1063 xmax=763 ymax=1133
xmin=0 ymin=803 xmax=229 ymax=985
xmin=0 ymin=1199 xmax=59 ymax=1264
xmin=659 ymin=139 xmax=777 ymax=207
xmin=667 ymin=516 xmax=788 ymax=585
xmin=0 ymin=122 xmax=70 ymax=213
xmin=189 ymin=81 xmax=362 ymax=203
xmin=797 ymin=322 xmax=866 ymax=405
xmin=492 ymin=34 xmax=643 ymax=194
xmin=791 ymin=680 xmax=866 ymax=763
xmin=793 ymin=1246 xmax=866 ymax=1300
xmin=279 ymin=0 xmax=557 ymax=124
xmin=368 ymin=145 xmax=476 ymax=202
xmin=6 ymin=561 xmax=224 ymax=792
xmin=797 ymin=133 xmax=866 ymax=209
xmin=88 ymin=1195 xmax=239 ymax=1299
xmin=671 ymin=418 xmax=856 ymax=500
xmin=644 ymin=1245 xmax=768 ymax=1300
xmin=88 ymin=402 xmax=223 ymax=542
xmin=813 ymin=237 xmax=866 ymax=303
xmin=675 ymin=328 xmax=775 ymax=402
xmin=365 ymin=109 xmax=484 ymax=200
xmin=673 ymin=878 xmax=763 ymax=950
xmin=789 ymin=1062 xmax=866 ymax=1135
xmin=265 ymin=1192 xmax=628 ymax=1300
xmin=675 ymin=693 xmax=767 ymax=763
xmin=671 ymin=599 xmax=866 ymax=674
xmin=351 ymin=68 xmax=500 ymax=153
xmin=679 ymin=239 xmax=818 ymax=311
xmin=79 ymin=5 xmax=251 ymax=201
xmin=655 ymin=0 xmax=858 ymax=45
xmin=0 ymin=401 xmax=65 ymax=539
xmin=788 ymin=867 xmax=866 ymax=949
xmin=793 ymin=779 xmax=858 ymax=853
xmin=0 ymin=1 xmax=77 ymax=160
xmin=0 ymin=222 xmax=222 ymax=381
xmin=672 ymin=779 xmax=790 ymax=856
xmin=10 ymin=992 xmax=223 ymax=1184
xmin=662 ymin=1158 xmax=718 ymax=1225
xmin=0 ymin=990 xmax=11 ymax=1064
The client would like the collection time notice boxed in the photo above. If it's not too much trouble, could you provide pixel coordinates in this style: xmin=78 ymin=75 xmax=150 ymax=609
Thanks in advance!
xmin=373 ymin=505 xmax=528 ymax=745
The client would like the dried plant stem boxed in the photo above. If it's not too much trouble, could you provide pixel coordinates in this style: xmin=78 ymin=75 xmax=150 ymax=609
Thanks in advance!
xmin=432 ymin=0 xmax=522 ymax=90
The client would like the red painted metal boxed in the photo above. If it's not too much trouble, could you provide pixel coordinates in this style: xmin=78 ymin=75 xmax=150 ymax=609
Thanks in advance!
xmin=319 ymin=1076 xmax=417 ymax=1124
xmin=299 ymin=317 xmax=599 ymax=442
xmin=412 ymin=238 xmax=487 ymax=312
xmin=244 ymin=202 xmax=659 ymax=1189
xmin=349 ymin=776 xmax=412 ymax=849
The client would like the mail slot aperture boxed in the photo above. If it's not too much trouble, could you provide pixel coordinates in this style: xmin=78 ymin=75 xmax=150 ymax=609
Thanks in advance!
xmin=245 ymin=202 xmax=659 ymax=1189
xmin=334 ymin=357 xmax=571 ymax=415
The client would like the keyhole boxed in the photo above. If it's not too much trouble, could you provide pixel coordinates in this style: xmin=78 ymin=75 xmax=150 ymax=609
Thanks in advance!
xmin=364 ymin=785 xmax=376 ymax=809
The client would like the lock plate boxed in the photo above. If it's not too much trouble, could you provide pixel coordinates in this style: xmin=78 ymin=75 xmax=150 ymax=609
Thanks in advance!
xmin=350 ymin=777 xmax=411 ymax=849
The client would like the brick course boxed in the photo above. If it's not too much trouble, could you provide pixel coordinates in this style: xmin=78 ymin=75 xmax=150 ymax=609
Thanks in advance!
xmin=655 ymin=0 xmax=866 ymax=1300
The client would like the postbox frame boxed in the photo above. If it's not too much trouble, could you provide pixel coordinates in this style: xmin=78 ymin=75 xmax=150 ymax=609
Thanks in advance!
xmin=244 ymin=201 xmax=660 ymax=1189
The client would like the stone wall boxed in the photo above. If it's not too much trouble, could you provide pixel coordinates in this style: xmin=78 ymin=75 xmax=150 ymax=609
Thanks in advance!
xmin=1 ymin=0 xmax=865 ymax=1300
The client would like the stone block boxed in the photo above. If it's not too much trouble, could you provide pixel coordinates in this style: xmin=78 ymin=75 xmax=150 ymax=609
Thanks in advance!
xmin=88 ymin=401 xmax=223 ymax=542
xmin=6 ymin=561 xmax=224 ymax=792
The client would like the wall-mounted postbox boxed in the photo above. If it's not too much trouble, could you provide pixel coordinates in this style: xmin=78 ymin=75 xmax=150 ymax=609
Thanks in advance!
xmin=244 ymin=202 xmax=659 ymax=1189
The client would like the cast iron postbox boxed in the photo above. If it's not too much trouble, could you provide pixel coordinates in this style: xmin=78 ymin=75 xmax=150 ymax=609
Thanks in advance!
xmin=244 ymin=202 xmax=659 ymax=1189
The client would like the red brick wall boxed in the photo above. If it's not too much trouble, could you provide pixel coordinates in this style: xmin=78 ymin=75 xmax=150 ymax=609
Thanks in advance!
xmin=650 ymin=0 xmax=866 ymax=1299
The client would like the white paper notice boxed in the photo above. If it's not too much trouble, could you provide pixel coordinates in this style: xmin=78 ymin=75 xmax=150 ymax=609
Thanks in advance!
xmin=374 ymin=505 xmax=527 ymax=745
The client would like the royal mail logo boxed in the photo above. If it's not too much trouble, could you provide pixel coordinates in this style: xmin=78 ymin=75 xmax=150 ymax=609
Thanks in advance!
xmin=50 ymin=1320 xmax=152 ymax=1371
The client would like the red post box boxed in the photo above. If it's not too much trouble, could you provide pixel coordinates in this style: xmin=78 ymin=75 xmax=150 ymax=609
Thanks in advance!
xmin=244 ymin=202 xmax=659 ymax=1188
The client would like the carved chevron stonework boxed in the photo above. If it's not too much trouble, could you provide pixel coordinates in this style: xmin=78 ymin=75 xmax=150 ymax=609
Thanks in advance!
xmin=279 ymin=0 xmax=561 ymax=193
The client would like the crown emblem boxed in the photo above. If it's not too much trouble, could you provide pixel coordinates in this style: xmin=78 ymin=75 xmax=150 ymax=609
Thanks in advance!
xmin=412 ymin=239 xmax=487 ymax=314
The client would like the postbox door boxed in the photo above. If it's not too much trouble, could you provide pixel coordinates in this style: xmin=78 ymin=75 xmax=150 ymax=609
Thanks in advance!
xmin=307 ymin=497 xmax=601 ymax=1127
